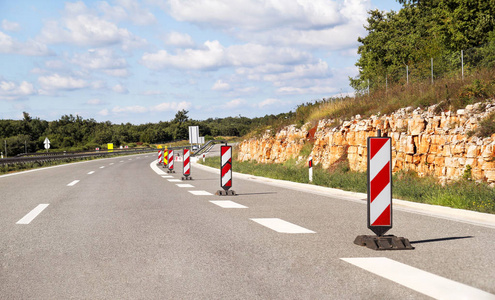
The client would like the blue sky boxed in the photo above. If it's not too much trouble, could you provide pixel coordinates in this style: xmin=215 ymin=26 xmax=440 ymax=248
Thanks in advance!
xmin=0 ymin=0 xmax=402 ymax=124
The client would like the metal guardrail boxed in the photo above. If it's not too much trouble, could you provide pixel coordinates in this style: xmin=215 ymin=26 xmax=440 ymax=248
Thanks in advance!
xmin=0 ymin=148 xmax=156 ymax=166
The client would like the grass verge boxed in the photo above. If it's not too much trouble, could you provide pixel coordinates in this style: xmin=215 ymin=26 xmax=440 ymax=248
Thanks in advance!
xmin=199 ymin=156 xmax=495 ymax=214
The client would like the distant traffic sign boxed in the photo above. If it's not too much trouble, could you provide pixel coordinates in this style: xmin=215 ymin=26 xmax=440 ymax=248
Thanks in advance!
xmin=44 ymin=138 xmax=50 ymax=150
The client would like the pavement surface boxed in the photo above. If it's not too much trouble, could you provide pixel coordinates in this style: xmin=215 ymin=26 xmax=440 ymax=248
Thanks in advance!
xmin=0 ymin=147 xmax=494 ymax=299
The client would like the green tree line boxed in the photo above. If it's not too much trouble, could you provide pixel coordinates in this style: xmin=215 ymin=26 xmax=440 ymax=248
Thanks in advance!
xmin=0 ymin=110 xmax=292 ymax=156
xmin=351 ymin=0 xmax=495 ymax=92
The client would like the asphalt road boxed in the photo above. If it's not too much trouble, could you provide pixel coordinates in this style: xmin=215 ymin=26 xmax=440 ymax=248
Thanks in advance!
xmin=1 ymin=149 xmax=494 ymax=299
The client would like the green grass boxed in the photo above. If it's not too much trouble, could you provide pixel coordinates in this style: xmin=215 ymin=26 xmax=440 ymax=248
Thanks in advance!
xmin=200 ymin=156 xmax=495 ymax=214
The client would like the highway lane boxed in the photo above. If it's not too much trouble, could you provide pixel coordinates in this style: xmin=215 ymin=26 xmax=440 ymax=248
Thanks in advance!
xmin=1 ymin=150 xmax=494 ymax=299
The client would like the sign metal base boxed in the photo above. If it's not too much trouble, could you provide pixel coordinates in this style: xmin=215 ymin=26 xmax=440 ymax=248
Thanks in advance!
xmin=215 ymin=189 xmax=236 ymax=196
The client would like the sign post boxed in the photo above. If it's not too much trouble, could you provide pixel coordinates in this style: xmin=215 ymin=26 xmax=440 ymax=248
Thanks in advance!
xmin=181 ymin=148 xmax=192 ymax=180
xmin=308 ymin=157 xmax=313 ymax=183
xmin=216 ymin=145 xmax=236 ymax=196
xmin=354 ymin=132 xmax=413 ymax=250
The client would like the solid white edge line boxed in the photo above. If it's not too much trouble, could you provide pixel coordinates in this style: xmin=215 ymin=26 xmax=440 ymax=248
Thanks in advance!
xmin=0 ymin=153 xmax=151 ymax=179
xmin=250 ymin=218 xmax=315 ymax=233
xmin=16 ymin=204 xmax=49 ymax=224
xmin=67 ymin=180 xmax=80 ymax=186
xmin=341 ymin=257 xmax=495 ymax=300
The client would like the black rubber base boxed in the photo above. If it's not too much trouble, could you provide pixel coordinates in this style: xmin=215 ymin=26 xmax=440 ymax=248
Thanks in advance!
xmin=354 ymin=235 xmax=414 ymax=250
xmin=215 ymin=190 xmax=236 ymax=196
xmin=181 ymin=176 xmax=193 ymax=181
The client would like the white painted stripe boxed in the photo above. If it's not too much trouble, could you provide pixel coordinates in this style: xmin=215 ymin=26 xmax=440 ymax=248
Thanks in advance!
xmin=128 ymin=159 xmax=132 ymax=160
xmin=221 ymin=147 xmax=231 ymax=166
xmin=369 ymin=139 xmax=390 ymax=180
xmin=16 ymin=204 xmax=49 ymax=224
xmin=150 ymin=160 xmax=167 ymax=175
xmin=100 ymin=166 xmax=105 ymax=169
xmin=109 ymin=163 xmax=114 ymax=165
xmin=87 ymin=171 xmax=95 ymax=175
xmin=341 ymin=257 xmax=495 ymax=300
xmin=176 ymin=184 xmax=194 ymax=188
xmin=250 ymin=218 xmax=315 ymax=233
xmin=167 ymin=179 xmax=182 ymax=182
xmin=161 ymin=175 xmax=173 ymax=178
xmin=120 ymin=161 xmax=124 ymax=162
xmin=189 ymin=190 xmax=213 ymax=196
xmin=67 ymin=180 xmax=80 ymax=186
xmin=370 ymin=183 xmax=391 ymax=224
xmin=210 ymin=200 xmax=247 ymax=208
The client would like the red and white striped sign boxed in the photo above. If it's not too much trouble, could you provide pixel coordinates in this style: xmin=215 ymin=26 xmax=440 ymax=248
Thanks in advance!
xmin=220 ymin=145 xmax=232 ymax=190
xmin=158 ymin=150 xmax=163 ymax=164
xmin=183 ymin=148 xmax=190 ymax=176
xmin=367 ymin=137 xmax=392 ymax=236
xmin=168 ymin=150 xmax=174 ymax=170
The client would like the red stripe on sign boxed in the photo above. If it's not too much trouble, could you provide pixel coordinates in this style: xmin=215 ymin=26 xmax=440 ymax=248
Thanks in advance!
xmin=370 ymin=138 xmax=389 ymax=160
xmin=225 ymin=179 xmax=232 ymax=187
xmin=221 ymin=164 xmax=230 ymax=177
xmin=221 ymin=146 xmax=229 ymax=156
xmin=372 ymin=204 xmax=391 ymax=226
xmin=370 ymin=161 xmax=390 ymax=203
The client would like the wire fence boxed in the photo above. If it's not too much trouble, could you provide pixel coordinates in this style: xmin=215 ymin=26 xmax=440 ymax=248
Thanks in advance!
xmin=363 ymin=41 xmax=495 ymax=93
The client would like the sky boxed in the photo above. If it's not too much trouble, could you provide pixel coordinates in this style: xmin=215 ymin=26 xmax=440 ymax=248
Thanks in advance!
xmin=0 ymin=0 xmax=402 ymax=124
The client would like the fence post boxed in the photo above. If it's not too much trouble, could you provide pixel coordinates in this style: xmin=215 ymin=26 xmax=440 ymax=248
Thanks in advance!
xmin=406 ymin=65 xmax=409 ymax=85
xmin=461 ymin=50 xmax=464 ymax=81
xmin=431 ymin=57 xmax=433 ymax=84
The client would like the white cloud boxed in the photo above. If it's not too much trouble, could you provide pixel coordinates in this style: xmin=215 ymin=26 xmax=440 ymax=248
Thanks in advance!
xmin=225 ymin=98 xmax=247 ymax=109
xmin=38 ymin=74 xmax=88 ymax=91
xmin=141 ymin=41 xmax=310 ymax=71
xmin=212 ymin=79 xmax=230 ymax=91
xmin=0 ymin=31 xmax=52 ymax=56
xmin=2 ymin=20 xmax=21 ymax=32
xmin=0 ymin=80 xmax=36 ymax=100
xmin=72 ymin=48 xmax=129 ymax=77
xmin=256 ymin=98 xmax=285 ymax=108
xmin=115 ymin=0 xmax=157 ymax=25
xmin=98 ymin=108 xmax=109 ymax=116
xmin=37 ymin=2 xmax=146 ymax=49
xmin=112 ymin=105 xmax=148 ymax=113
xmin=112 ymin=84 xmax=129 ymax=94
xmin=87 ymin=98 xmax=104 ymax=105
xmin=153 ymin=101 xmax=192 ymax=111
xmin=166 ymin=0 xmax=369 ymax=51
xmin=164 ymin=31 xmax=195 ymax=47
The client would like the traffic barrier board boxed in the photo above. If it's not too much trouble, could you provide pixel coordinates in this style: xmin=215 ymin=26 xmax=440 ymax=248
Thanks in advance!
xmin=182 ymin=148 xmax=192 ymax=180
xmin=168 ymin=150 xmax=175 ymax=173
xmin=216 ymin=145 xmax=235 ymax=196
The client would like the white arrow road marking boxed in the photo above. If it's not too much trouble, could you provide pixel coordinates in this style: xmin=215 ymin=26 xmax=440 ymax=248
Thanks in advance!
xmin=176 ymin=184 xmax=194 ymax=188
xmin=16 ymin=204 xmax=49 ymax=224
xmin=67 ymin=180 xmax=80 ymax=186
xmin=250 ymin=218 xmax=315 ymax=233
xmin=341 ymin=257 xmax=495 ymax=300
xmin=87 ymin=171 xmax=95 ymax=175
xmin=189 ymin=191 xmax=213 ymax=196
xmin=210 ymin=201 xmax=247 ymax=208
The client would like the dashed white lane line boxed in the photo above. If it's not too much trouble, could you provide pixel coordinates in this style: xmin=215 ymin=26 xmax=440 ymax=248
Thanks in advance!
xmin=177 ymin=184 xmax=194 ymax=188
xmin=128 ymin=159 xmax=132 ymax=160
xmin=16 ymin=204 xmax=49 ymax=224
xmin=341 ymin=257 xmax=495 ymax=300
xmin=161 ymin=175 xmax=173 ymax=178
xmin=210 ymin=200 xmax=247 ymax=208
xmin=250 ymin=218 xmax=315 ymax=233
xmin=167 ymin=179 xmax=182 ymax=182
xmin=120 ymin=161 xmax=124 ymax=163
xmin=100 ymin=166 xmax=105 ymax=169
xmin=67 ymin=180 xmax=80 ymax=186
xmin=109 ymin=163 xmax=114 ymax=165
xmin=87 ymin=171 xmax=95 ymax=175
xmin=189 ymin=190 xmax=213 ymax=196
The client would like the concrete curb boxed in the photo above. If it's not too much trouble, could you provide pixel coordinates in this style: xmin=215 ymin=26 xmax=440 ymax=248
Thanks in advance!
xmin=192 ymin=160 xmax=495 ymax=229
